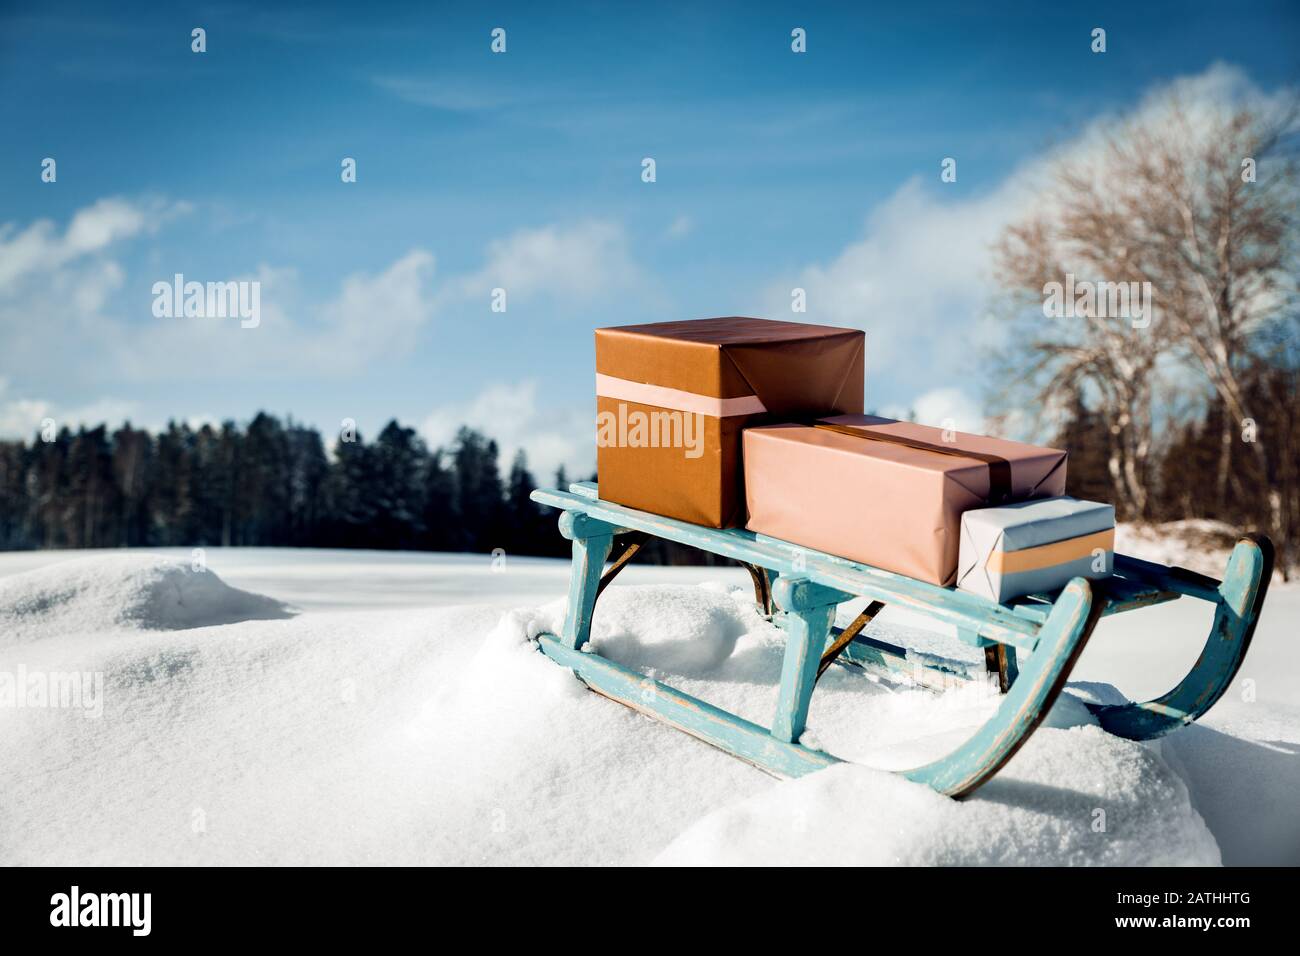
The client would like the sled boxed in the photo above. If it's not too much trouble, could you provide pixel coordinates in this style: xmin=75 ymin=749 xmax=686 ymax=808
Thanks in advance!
xmin=530 ymin=482 xmax=1273 ymax=798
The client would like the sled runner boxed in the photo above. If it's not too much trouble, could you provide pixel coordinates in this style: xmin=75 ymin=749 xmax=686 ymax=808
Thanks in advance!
xmin=530 ymin=482 xmax=1273 ymax=798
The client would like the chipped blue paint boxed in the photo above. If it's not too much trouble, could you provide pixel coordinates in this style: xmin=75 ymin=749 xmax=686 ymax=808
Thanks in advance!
xmin=901 ymin=579 xmax=1099 ymax=796
xmin=557 ymin=510 xmax=617 ymax=650
xmin=771 ymin=581 xmax=839 ymax=743
xmin=1088 ymin=535 xmax=1273 ymax=740
xmin=536 ymin=634 xmax=841 ymax=778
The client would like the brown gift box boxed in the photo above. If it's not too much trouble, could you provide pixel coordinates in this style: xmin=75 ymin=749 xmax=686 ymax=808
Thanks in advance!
xmin=595 ymin=317 xmax=865 ymax=527
xmin=743 ymin=415 xmax=1068 ymax=585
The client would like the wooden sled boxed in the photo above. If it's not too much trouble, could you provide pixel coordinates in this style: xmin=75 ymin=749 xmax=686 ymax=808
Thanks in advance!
xmin=530 ymin=482 xmax=1273 ymax=798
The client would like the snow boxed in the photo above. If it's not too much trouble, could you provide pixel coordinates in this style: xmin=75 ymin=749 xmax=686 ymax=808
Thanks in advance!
xmin=0 ymin=555 xmax=291 ymax=643
xmin=654 ymin=738 xmax=1220 ymax=866
xmin=1116 ymin=519 xmax=1274 ymax=580
xmin=0 ymin=542 xmax=1296 ymax=866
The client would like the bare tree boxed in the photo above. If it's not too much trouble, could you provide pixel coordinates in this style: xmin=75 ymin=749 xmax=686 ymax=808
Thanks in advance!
xmin=994 ymin=192 xmax=1168 ymax=519
xmin=995 ymin=91 xmax=1298 ymax=566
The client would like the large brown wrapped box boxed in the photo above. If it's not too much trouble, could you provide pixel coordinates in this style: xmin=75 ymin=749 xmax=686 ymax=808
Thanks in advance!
xmin=744 ymin=415 xmax=1068 ymax=585
xmin=595 ymin=317 xmax=865 ymax=527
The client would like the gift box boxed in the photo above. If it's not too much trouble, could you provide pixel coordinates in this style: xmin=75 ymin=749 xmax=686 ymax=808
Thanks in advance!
xmin=957 ymin=497 xmax=1114 ymax=602
xmin=743 ymin=415 xmax=1068 ymax=585
xmin=595 ymin=317 xmax=865 ymax=527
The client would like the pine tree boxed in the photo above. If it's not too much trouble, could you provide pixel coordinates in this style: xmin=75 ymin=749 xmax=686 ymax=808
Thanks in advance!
xmin=325 ymin=430 xmax=378 ymax=547
xmin=190 ymin=424 xmax=225 ymax=546
xmin=285 ymin=424 xmax=330 ymax=547
xmin=29 ymin=427 xmax=72 ymax=547
xmin=238 ymin=413 xmax=290 ymax=545
xmin=452 ymin=427 xmax=506 ymax=553
xmin=64 ymin=426 xmax=116 ymax=547
xmin=370 ymin=420 xmax=429 ymax=549
xmin=111 ymin=424 xmax=154 ymax=546
xmin=0 ymin=442 xmax=28 ymax=549
xmin=422 ymin=449 xmax=460 ymax=551
xmin=506 ymin=450 xmax=558 ymax=555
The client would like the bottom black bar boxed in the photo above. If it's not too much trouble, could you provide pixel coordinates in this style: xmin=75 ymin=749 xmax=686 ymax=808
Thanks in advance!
xmin=0 ymin=866 xmax=1291 ymax=941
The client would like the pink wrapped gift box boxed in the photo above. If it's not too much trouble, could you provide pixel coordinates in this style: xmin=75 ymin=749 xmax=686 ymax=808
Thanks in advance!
xmin=743 ymin=415 xmax=1068 ymax=586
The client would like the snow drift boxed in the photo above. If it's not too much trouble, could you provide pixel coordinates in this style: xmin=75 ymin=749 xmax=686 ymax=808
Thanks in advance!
xmin=0 ymin=550 xmax=1295 ymax=865
xmin=0 ymin=555 xmax=293 ymax=644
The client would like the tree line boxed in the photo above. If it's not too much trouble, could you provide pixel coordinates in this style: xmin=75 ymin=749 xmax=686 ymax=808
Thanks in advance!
xmin=0 ymin=414 xmax=733 ymax=566
xmin=1 ymin=400 xmax=1294 ymax=573
xmin=0 ymin=416 xmax=568 ymax=557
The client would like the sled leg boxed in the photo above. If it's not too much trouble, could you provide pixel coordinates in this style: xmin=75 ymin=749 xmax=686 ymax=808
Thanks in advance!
xmin=1090 ymin=535 xmax=1273 ymax=740
xmin=595 ymin=531 xmax=649 ymax=599
xmin=557 ymin=511 xmax=618 ymax=650
xmin=984 ymin=643 xmax=1019 ymax=693
xmin=833 ymin=631 xmax=979 ymax=691
xmin=817 ymin=601 xmax=885 ymax=682
xmin=770 ymin=577 xmax=847 ymax=743
xmin=741 ymin=562 xmax=775 ymax=617
xmin=900 ymin=578 xmax=1102 ymax=798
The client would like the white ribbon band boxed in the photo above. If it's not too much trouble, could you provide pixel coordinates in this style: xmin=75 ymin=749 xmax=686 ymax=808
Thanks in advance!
xmin=595 ymin=373 xmax=767 ymax=418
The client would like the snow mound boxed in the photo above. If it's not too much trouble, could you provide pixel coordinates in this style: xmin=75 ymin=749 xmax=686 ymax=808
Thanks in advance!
xmin=437 ymin=588 xmax=1220 ymax=866
xmin=3 ymin=549 xmax=1289 ymax=866
xmin=589 ymin=583 xmax=761 ymax=672
xmin=0 ymin=554 xmax=293 ymax=643
xmin=654 ymin=727 xmax=1220 ymax=866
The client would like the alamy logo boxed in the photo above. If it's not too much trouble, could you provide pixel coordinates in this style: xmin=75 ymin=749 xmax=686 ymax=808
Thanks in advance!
xmin=152 ymin=273 xmax=261 ymax=328
xmin=1042 ymin=273 xmax=1153 ymax=329
xmin=50 ymin=886 xmax=151 ymax=936
xmin=596 ymin=402 xmax=704 ymax=459
xmin=0 ymin=665 xmax=103 ymax=718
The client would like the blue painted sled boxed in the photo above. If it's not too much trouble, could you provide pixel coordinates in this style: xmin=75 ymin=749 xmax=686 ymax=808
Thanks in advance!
xmin=531 ymin=482 xmax=1273 ymax=798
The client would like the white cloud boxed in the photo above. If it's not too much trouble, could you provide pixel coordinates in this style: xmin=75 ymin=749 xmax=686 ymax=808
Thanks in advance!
xmin=0 ymin=378 xmax=140 ymax=439
xmin=0 ymin=201 xmax=648 ymax=398
xmin=665 ymin=214 xmax=694 ymax=240
xmin=880 ymin=387 xmax=986 ymax=434
xmin=0 ymin=396 xmax=51 ymax=438
xmin=1133 ymin=61 xmax=1298 ymax=137
xmin=308 ymin=250 xmax=438 ymax=369
xmin=445 ymin=220 xmax=647 ymax=310
xmin=764 ymin=175 xmax=1027 ymax=382
xmin=72 ymin=259 xmax=126 ymax=314
xmin=0 ymin=197 xmax=188 ymax=291
xmin=107 ymin=251 xmax=441 ymax=381
xmin=371 ymin=75 xmax=524 ymax=112
xmin=420 ymin=380 xmax=592 ymax=482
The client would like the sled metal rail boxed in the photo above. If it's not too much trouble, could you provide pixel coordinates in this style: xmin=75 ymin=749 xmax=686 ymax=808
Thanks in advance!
xmin=530 ymin=482 xmax=1273 ymax=798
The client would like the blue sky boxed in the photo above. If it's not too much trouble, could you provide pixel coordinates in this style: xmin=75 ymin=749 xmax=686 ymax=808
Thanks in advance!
xmin=1 ymin=0 xmax=1297 ymax=477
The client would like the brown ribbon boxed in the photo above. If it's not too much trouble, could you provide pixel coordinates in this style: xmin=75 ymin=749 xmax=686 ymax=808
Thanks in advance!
xmin=811 ymin=420 xmax=1014 ymax=504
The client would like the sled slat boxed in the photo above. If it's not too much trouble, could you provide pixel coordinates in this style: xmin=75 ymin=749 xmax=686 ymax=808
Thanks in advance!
xmin=569 ymin=480 xmax=600 ymax=500
xmin=1098 ymin=576 xmax=1181 ymax=615
xmin=1006 ymin=574 xmax=1180 ymax=623
xmin=537 ymin=634 xmax=840 ymax=778
xmin=532 ymin=487 xmax=1042 ymax=648
xmin=1112 ymin=554 xmax=1222 ymax=603
xmin=829 ymin=630 xmax=978 ymax=690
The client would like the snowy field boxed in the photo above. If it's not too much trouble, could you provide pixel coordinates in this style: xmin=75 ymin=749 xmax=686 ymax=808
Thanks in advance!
xmin=0 ymin=534 xmax=1296 ymax=867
